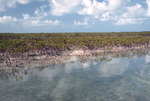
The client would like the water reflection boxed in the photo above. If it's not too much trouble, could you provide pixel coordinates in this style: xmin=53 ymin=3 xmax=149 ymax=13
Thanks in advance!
xmin=98 ymin=58 xmax=129 ymax=77
xmin=145 ymin=55 xmax=150 ymax=63
xmin=0 ymin=51 xmax=150 ymax=101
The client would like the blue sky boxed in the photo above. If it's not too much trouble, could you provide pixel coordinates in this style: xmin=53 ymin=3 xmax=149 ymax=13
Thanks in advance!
xmin=0 ymin=0 xmax=150 ymax=33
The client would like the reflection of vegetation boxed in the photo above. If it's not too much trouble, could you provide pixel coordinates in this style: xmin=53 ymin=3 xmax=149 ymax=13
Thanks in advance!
xmin=0 ymin=67 xmax=30 ymax=81
xmin=0 ymin=32 xmax=150 ymax=53
xmin=77 ymin=50 xmax=149 ymax=64
xmin=0 ymin=50 xmax=149 ymax=80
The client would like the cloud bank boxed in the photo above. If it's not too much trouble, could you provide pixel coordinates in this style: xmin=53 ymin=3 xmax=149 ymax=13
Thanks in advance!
xmin=0 ymin=0 xmax=45 ymax=12
xmin=50 ymin=0 xmax=150 ymax=25
xmin=0 ymin=0 xmax=150 ymax=28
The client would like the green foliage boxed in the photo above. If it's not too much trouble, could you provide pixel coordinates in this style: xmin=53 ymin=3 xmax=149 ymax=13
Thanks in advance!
xmin=0 ymin=32 xmax=150 ymax=53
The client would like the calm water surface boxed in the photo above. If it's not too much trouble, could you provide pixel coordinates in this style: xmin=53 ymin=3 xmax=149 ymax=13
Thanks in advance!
xmin=1 ymin=52 xmax=150 ymax=101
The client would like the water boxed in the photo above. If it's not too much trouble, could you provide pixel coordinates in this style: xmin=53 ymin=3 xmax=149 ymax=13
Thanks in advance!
xmin=1 ymin=51 xmax=150 ymax=101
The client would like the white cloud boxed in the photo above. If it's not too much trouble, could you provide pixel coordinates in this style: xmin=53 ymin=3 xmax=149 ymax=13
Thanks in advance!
xmin=49 ymin=0 xmax=131 ymax=17
xmin=108 ymin=0 xmax=130 ymax=10
xmin=99 ymin=2 xmax=146 ymax=25
xmin=113 ymin=3 xmax=147 ymax=25
xmin=78 ymin=0 xmax=130 ymax=16
xmin=0 ymin=15 xmax=21 ymax=24
xmin=20 ymin=3 xmax=62 ymax=27
xmin=0 ymin=0 xmax=45 ymax=12
xmin=34 ymin=5 xmax=48 ymax=19
xmin=0 ymin=1 xmax=7 ymax=11
xmin=116 ymin=18 xmax=144 ymax=25
xmin=22 ymin=13 xmax=61 ymax=27
xmin=78 ymin=0 xmax=107 ymax=15
xmin=123 ymin=3 xmax=146 ymax=18
xmin=147 ymin=0 xmax=150 ymax=16
xmin=23 ymin=14 xmax=31 ymax=20
xmin=74 ymin=18 xmax=89 ymax=26
xmin=44 ymin=20 xmax=61 ymax=25
xmin=24 ymin=19 xmax=61 ymax=27
xmin=77 ymin=0 xmax=142 ymax=25
xmin=50 ymin=0 xmax=81 ymax=16
xmin=0 ymin=13 xmax=61 ymax=27
xmin=100 ymin=12 xmax=111 ymax=21
xmin=0 ymin=0 xmax=149 ymax=26
xmin=49 ymin=0 xmax=149 ymax=26
xmin=78 ymin=0 xmax=93 ymax=15
xmin=100 ymin=12 xmax=118 ymax=21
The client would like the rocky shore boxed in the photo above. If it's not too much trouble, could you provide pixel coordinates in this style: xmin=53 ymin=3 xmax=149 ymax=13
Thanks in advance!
xmin=0 ymin=45 xmax=150 ymax=68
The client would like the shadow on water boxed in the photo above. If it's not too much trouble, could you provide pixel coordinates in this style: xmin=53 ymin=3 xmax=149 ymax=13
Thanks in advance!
xmin=0 ymin=50 xmax=150 ymax=101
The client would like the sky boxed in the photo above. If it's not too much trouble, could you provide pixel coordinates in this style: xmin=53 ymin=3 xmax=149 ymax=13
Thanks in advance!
xmin=0 ymin=0 xmax=150 ymax=33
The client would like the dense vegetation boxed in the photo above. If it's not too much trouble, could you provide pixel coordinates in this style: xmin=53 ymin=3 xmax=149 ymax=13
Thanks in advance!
xmin=0 ymin=32 xmax=150 ymax=53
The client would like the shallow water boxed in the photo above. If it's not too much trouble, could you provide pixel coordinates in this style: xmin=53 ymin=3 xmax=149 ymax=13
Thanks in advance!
xmin=1 ymin=52 xmax=150 ymax=101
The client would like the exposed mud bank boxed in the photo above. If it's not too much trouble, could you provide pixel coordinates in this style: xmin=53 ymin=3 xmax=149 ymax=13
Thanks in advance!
xmin=0 ymin=45 xmax=150 ymax=68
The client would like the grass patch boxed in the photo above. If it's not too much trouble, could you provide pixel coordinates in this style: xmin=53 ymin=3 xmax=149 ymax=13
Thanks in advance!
xmin=0 ymin=32 xmax=150 ymax=53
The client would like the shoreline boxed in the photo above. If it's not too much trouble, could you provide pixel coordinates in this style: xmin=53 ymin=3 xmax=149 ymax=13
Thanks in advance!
xmin=0 ymin=45 xmax=150 ymax=68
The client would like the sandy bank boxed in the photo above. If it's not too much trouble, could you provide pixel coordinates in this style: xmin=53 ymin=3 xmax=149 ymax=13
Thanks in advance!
xmin=0 ymin=45 xmax=149 ymax=68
